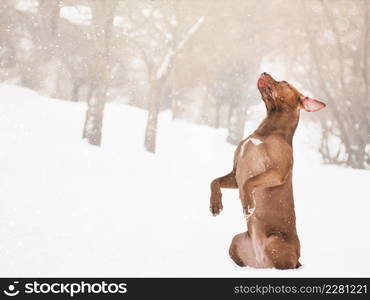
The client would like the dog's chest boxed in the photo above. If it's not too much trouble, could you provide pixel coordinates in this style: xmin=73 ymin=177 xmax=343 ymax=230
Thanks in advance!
xmin=235 ymin=137 xmax=267 ymax=188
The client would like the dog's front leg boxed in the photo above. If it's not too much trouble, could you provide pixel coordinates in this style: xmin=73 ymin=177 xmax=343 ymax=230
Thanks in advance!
xmin=210 ymin=171 xmax=238 ymax=216
xmin=242 ymin=167 xmax=290 ymax=215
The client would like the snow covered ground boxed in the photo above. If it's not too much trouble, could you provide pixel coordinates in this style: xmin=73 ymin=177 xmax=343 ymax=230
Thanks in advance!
xmin=0 ymin=84 xmax=369 ymax=277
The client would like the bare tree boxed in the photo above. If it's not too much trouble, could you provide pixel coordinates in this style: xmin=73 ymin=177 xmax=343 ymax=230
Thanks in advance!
xmin=298 ymin=0 xmax=370 ymax=169
xmin=11 ymin=0 xmax=62 ymax=90
xmin=119 ymin=1 xmax=205 ymax=152
xmin=2 ymin=0 xmax=368 ymax=168
xmin=82 ymin=0 xmax=117 ymax=146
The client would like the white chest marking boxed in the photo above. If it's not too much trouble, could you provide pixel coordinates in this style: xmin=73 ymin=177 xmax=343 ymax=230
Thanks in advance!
xmin=239 ymin=137 xmax=264 ymax=158
xmin=249 ymin=137 xmax=263 ymax=145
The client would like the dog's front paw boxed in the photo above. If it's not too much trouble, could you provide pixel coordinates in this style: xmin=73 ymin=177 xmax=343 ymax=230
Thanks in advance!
xmin=210 ymin=192 xmax=223 ymax=216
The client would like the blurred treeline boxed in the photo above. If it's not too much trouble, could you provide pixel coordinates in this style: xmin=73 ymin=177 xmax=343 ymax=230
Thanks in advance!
xmin=0 ymin=0 xmax=369 ymax=169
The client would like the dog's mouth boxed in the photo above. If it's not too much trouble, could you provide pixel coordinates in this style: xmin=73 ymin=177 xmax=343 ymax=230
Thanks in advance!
xmin=257 ymin=77 xmax=268 ymax=89
xmin=257 ymin=72 xmax=274 ymax=90
xmin=258 ymin=73 xmax=275 ymax=100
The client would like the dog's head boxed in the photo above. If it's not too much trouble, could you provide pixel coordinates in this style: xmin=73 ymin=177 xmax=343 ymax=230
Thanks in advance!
xmin=257 ymin=72 xmax=326 ymax=113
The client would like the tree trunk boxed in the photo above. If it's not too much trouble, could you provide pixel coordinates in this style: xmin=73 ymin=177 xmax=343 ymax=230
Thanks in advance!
xmin=214 ymin=102 xmax=220 ymax=129
xmin=83 ymin=89 xmax=106 ymax=146
xmin=20 ymin=71 xmax=39 ymax=90
xmin=71 ymin=82 xmax=80 ymax=102
xmin=171 ymin=98 xmax=182 ymax=120
xmin=144 ymin=87 xmax=161 ymax=153
xmin=81 ymin=0 xmax=116 ymax=146
xmin=227 ymin=105 xmax=247 ymax=145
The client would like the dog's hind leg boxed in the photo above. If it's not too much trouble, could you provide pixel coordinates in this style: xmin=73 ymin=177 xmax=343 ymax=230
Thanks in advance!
xmin=210 ymin=171 xmax=238 ymax=216
xmin=262 ymin=234 xmax=300 ymax=270
xmin=229 ymin=231 xmax=258 ymax=268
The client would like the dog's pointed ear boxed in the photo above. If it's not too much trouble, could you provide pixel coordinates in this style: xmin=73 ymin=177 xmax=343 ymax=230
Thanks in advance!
xmin=300 ymin=95 xmax=326 ymax=112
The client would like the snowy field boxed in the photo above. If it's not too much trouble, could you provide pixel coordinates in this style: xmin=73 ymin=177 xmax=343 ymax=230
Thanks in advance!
xmin=0 ymin=84 xmax=369 ymax=277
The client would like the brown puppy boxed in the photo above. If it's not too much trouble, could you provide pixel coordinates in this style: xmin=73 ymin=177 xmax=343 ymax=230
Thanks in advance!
xmin=210 ymin=73 xmax=326 ymax=269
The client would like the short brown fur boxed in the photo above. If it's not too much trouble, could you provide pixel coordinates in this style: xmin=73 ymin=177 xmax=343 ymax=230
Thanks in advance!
xmin=210 ymin=73 xmax=325 ymax=269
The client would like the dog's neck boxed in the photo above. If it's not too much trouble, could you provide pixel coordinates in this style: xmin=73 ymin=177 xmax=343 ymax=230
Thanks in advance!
xmin=254 ymin=109 xmax=300 ymax=145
